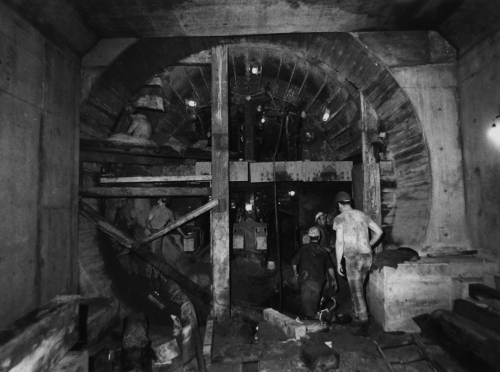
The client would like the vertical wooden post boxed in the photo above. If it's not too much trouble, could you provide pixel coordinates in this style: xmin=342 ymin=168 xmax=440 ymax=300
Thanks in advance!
xmin=360 ymin=95 xmax=382 ymax=251
xmin=211 ymin=45 xmax=231 ymax=321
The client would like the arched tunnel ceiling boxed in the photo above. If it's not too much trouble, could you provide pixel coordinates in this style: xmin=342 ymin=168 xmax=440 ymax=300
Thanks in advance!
xmin=99 ymin=44 xmax=361 ymax=161
xmin=4 ymin=0 xmax=500 ymax=57
xmin=82 ymin=33 xmax=432 ymax=248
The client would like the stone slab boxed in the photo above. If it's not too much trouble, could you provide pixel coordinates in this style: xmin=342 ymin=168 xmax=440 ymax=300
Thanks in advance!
xmin=263 ymin=308 xmax=306 ymax=340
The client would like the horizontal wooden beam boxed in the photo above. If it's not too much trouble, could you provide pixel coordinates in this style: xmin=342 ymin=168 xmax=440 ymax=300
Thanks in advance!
xmin=80 ymin=150 xmax=169 ymax=165
xmin=101 ymin=175 xmax=212 ymax=184
xmin=81 ymin=139 xmax=212 ymax=160
xmin=0 ymin=296 xmax=80 ymax=372
xmin=79 ymin=187 xmax=212 ymax=197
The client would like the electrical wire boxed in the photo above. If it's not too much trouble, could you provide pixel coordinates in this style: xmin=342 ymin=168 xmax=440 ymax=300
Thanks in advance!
xmin=273 ymin=110 xmax=288 ymax=312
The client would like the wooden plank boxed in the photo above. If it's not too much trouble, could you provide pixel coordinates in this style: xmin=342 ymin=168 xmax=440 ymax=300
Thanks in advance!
xmin=182 ymin=324 xmax=206 ymax=372
xmin=139 ymin=199 xmax=218 ymax=247
xmin=211 ymin=45 xmax=231 ymax=321
xmin=212 ymin=342 xmax=301 ymax=364
xmin=203 ymin=317 xmax=214 ymax=366
xmin=453 ymin=299 xmax=500 ymax=334
xmin=412 ymin=335 xmax=467 ymax=372
xmin=195 ymin=162 xmax=249 ymax=182
xmin=0 ymin=296 xmax=79 ymax=372
xmin=80 ymin=139 xmax=212 ymax=160
xmin=249 ymin=161 xmax=352 ymax=182
xmin=469 ymin=284 xmax=500 ymax=311
xmin=100 ymin=175 xmax=212 ymax=184
xmin=79 ymin=200 xmax=136 ymax=249
xmin=360 ymin=95 xmax=382 ymax=252
xmin=79 ymin=187 xmax=212 ymax=197
xmin=431 ymin=309 xmax=500 ymax=371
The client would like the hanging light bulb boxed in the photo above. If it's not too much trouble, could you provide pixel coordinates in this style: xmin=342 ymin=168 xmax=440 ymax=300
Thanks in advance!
xmin=250 ymin=66 xmax=261 ymax=75
xmin=488 ymin=116 xmax=500 ymax=146
xmin=185 ymin=98 xmax=197 ymax=107
xmin=322 ymin=108 xmax=331 ymax=122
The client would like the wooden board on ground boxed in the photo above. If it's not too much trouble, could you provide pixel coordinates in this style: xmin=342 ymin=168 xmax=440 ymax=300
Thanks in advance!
xmin=469 ymin=283 xmax=500 ymax=311
xmin=0 ymin=296 xmax=80 ymax=372
xmin=412 ymin=334 xmax=467 ymax=372
xmin=431 ymin=309 xmax=500 ymax=371
xmin=453 ymin=298 xmax=500 ymax=334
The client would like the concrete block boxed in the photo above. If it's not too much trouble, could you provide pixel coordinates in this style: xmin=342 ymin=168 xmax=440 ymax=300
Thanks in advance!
xmin=484 ymin=272 xmax=500 ymax=290
xmin=452 ymin=277 xmax=482 ymax=301
xmin=300 ymin=342 xmax=340 ymax=371
xmin=263 ymin=308 xmax=306 ymax=340
xmin=52 ymin=351 xmax=89 ymax=372
xmin=369 ymin=258 xmax=497 ymax=332
xmin=152 ymin=336 xmax=181 ymax=362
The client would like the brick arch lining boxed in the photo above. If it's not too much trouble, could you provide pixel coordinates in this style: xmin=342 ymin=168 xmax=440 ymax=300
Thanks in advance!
xmin=81 ymin=33 xmax=431 ymax=249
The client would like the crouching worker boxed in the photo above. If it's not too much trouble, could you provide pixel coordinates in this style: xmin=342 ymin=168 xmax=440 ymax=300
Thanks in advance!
xmin=292 ymin=226 xmax=335 ymax=320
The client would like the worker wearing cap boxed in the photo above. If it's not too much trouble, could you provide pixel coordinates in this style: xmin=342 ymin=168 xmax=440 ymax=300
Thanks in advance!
xmin=292 ymin=226 xmax=335 ymax=320
xmin=315 ymin=211 xmax=338 ymax=293
xmin=332 ymin=191 xmax=383 ymax=330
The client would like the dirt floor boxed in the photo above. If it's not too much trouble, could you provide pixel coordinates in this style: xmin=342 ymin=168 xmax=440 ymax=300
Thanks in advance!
xmin=206 ymin=276 xmax=441 ymax=372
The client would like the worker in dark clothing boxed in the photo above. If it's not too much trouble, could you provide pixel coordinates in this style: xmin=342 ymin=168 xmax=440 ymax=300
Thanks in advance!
xmin=315 ymin=211 xmax=338 ymax=293
xmin=292 ymin=226 xmax=335 ymax=320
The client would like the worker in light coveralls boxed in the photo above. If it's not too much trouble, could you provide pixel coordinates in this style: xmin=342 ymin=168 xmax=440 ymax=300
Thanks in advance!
xmin=292 ymin=226 xmax=335 ymax=320
xmin=332 ymin=191 xmax=383 ymax=332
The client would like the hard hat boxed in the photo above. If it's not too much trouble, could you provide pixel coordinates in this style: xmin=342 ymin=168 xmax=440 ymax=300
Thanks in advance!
xmin=334 ymin=191 xmax=351 ymax=203
xmin=308 ymin=226 xmax=321 ymax=238
xmin=315 ymin=212 xmax=325 ymax=221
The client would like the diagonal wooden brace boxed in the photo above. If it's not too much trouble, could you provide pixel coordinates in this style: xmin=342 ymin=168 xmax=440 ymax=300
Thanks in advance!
xmin=137 ymin=199 xmax=219 ymax=248
xmin=78 ymin=200 xmax=212 ymax=305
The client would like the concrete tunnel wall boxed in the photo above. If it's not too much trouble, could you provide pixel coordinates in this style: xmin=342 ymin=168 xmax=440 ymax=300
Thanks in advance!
xmin=0 ymin=3 xmax=80 ymax=329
